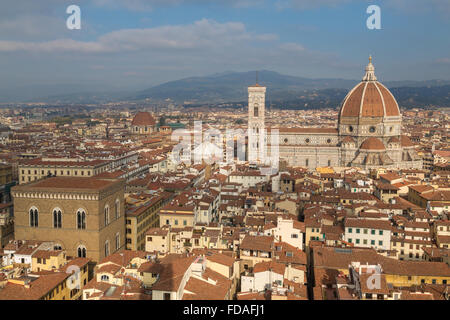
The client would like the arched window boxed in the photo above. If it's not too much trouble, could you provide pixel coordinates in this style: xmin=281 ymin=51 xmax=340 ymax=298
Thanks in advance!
xmin=53 ymin=208 xmax=62 ymax=228
xmin=29 ymin=207 xmax=38 ymax=227
xmin=105 ymin=240 xmax=110 ymax=257
xmin=115 ymin=199 xmax=120 ymax=219
xmin=104 ymin=205 xmax=110 ymax=226
xmin=100 ymin=275 xmax=109 ymax=281
xmin=77 ymin=245 xmax=86 ymax=258
xmin=115 ymin=232 xmax=120 ymax=251
xmin=77 ymin=209 xmax=86 ymax=230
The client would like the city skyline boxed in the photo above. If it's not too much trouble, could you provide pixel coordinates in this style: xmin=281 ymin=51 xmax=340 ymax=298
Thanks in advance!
xmin=0 ymin=0 xmax=449 ymax=306
xmin=0 ymin=0 xmax=450 ymax=100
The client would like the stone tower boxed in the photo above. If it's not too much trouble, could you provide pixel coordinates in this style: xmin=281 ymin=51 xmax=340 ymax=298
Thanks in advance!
xmin=248 ymin=81 xmax=266 ymax=164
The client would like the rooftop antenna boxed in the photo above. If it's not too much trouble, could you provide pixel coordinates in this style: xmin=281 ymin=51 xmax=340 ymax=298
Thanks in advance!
xmin=256 ymin=71 xmax=259 ymax=85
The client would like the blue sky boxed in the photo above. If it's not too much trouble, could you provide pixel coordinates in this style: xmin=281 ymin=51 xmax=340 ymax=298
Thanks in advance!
xmin=0 ymin=0 xmax=449 ymax=96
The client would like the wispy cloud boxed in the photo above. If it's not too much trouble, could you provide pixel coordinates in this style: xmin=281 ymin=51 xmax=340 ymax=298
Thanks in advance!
xmin=91 ymin=0 xmax=266 ymax=11
xmin=0 ymin=19 xmax=276 ymax=53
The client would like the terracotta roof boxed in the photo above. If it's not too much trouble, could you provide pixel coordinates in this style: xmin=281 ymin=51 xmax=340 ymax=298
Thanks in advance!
xmin=145 ymin=228 xmax=169 ymax=237
xmin=345 ymin=218 xmax=392 ymax=230
xmin=339 ymin=80 xmax=400 ymax=118
xmin=0 ymin=272 xmax=69 ymax=300
xmin=182 ymin=268 xmax=231 ymax=300
xmin=253 ymin=260 xmax=285 ymax=275
xmin=360 ymin=137 xmax=385 ymax=151
xmin=340 ymin=82 xmax=365 ymax=118
xmin=32 ymin=250 xmax=63 ymax=259
xmin=314 ymin=246 xmax=450 ymax=277
xmin=98 ymin=250 xmax=147 ymax=268
xmin=20 ymin=158 xmax=107 ymax=167
xmin=400 ymin=135 xmax=415 ymax=147
xmin=240 ymin=235 xmax=274 ymax=252
xmin=360 ymin=273 xmax=389 ymax=294
xmin=151 ymin=255 xmax=196 ymax=292
xmin=388 ymin=136 xmax=400 ymax=144
xmin=237 ymin=291 xmax=269 ymax=300
xmin=380 ymin=172 xmax=402 ymax=182
xmin=203 ymin=251 xmax=235 ymax=267
xmin=131 ymin=112 xmax=156 ymax=126
xmin=61 ymin=257 xmax=90 ymax=271
xmin=273 ymin=242 xmax=307 ymax=265
xmin=409 ymin=184 xmax=434 ymax=194
xmin=13 ymin=176 xmax=120 ymax=191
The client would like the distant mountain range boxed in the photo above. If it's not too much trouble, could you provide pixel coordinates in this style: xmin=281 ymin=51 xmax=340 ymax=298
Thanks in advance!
xmin=132 ymin=70 xmax=450 ymax=106
xmin=5 ymin=70 xmax=450 ymax=108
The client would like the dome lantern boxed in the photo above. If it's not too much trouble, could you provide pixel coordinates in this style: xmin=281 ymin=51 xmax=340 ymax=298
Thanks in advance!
xmin=362 ymin=55 xmax=377 ymax=82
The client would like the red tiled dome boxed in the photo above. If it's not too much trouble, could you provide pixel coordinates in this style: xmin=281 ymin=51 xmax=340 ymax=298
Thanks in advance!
xmin=400 ymin=135 xmax=414 ymax=147
xmin=388 ymin=136 xmax=400 ymax=144
xmin=339 ymin=58 xmax=400 ymax=118
xmin=360 ymin=137 xmax=385 ymax=151
xmin=131 ymin=112 xmax=156 ymax=126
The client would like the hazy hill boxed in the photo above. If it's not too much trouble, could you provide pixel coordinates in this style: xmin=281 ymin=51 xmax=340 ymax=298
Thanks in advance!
xmin=132 ymin=70 xmax=359 ymax=103
xmin=132 ymin=70 xmax=450 ymax=107
xmin=7 ymin=70 xmax=450 ymax=108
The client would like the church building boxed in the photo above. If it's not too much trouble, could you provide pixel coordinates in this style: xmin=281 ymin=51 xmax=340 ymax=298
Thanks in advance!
xmin=247 ymin=57 xmax=423 ymax=170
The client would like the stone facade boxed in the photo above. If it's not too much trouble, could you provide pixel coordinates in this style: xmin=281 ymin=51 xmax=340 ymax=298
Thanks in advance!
xmin=249 ymin=58 xmax=423 ymax=171
xmin=12 ymin=177 xmax=125 ymax=262
xmin=248 ymin=84 xmax=267 ymax=163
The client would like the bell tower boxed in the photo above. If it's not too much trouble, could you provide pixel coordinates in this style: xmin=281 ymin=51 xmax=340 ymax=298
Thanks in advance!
xmin=248 ymin=75 xmax=266 ymax=163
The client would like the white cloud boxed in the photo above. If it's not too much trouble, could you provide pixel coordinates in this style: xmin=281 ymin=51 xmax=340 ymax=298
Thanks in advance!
xmin=0 ymin=39 xmax=104 ymax=53
xmin=276 ymin=0 xmax=354 ymax=10
xmin=0 ymin=14 xmax=69 ymax=40
xmin=0 ymin=19 xmax=275 ymax=53
xmin=90 ymin=0 xmax=265 ymax=11
xmin=279 ymin=42 xmax=305 ymax=52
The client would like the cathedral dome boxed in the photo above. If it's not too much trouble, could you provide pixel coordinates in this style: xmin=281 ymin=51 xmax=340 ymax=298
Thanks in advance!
xmin=388 ymin=136 xmax=400 ymax=144
xmin=400 ymin=135 xmax=414 ymax=147
xmin=360 ymin=137 xmax=385 ymax=151
xmin=131 ymin=112 xmax=156 ymax=126
xmin=339 ymin=57 xmax=400 ymax=118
